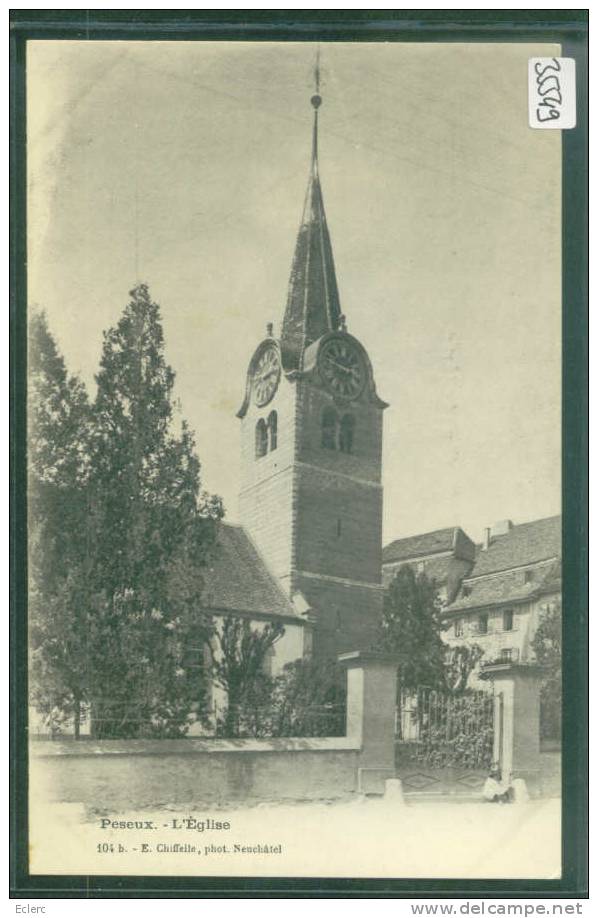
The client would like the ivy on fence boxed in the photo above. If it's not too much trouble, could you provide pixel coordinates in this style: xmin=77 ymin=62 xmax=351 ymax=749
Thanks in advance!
xmin=397 ymin=687 xmax=494 ymax=769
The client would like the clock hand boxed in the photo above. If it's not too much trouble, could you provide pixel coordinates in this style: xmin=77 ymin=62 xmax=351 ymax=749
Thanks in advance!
xmin=326 ymin=357 xmax=352 ymax=374
xmin=256 ymin=368 xmax=278 ymax=383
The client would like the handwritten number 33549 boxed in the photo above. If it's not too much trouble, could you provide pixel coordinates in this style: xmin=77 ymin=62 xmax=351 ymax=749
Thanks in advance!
xmin=534 ymin=58 xmax=562 ymax=122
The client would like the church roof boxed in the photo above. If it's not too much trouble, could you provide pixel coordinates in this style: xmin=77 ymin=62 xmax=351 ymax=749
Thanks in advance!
xmin=201 ymin=522 xmax=303 ymax=623
xmin=280 ymin=93 xmax=342 ymax=371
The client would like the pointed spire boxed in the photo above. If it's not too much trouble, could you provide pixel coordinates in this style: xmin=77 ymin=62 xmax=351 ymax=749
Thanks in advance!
xmin=280 ymin=51 xmax=342 ymax=372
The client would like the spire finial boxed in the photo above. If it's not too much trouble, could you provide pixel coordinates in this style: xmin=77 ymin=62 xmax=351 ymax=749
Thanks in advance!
xmin=311 ymin=44 xmax=322 ymax=110
xmin=310 ymin=46 xmax=322 ymax=170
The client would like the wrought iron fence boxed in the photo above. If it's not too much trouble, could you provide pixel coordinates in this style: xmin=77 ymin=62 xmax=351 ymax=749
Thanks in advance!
xmin=32 ymin=699 xmax=347 ymax=740
xmin=396 ymin=686 xmax=494 ymax=769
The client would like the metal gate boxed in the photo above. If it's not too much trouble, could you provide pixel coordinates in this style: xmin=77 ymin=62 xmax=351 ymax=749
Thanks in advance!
xmin=395 ymin=686 xmax=495 ymax=797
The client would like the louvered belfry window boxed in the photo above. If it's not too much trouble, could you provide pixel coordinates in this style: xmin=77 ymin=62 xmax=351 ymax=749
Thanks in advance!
xmin=339 ymin=413 xmax=355 ymax=454
xmin=268 ymin=410 xmax=278 ymax=451
xmin=321 ymin=407 xmax=337 ymax=450
xmin=255 ymin=418 xmax=268 ymax=458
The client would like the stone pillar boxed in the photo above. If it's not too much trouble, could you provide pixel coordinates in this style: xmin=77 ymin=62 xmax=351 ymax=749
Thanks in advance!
xmin=481 ymin=662 xmax=543 ymax=796
xmin=338 ymin=651 xmax=399 ymax=794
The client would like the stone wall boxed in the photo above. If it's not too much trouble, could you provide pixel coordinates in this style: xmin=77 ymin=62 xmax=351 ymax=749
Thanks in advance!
xmin=31 ymin=738 xmax=361 ymax=811
xmin=30 ymin=652 xmax=399 ymax=811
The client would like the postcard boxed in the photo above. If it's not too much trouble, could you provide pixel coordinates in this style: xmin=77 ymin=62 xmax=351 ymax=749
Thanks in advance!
xmin=15 ymin=30 xmax=585 ymax=891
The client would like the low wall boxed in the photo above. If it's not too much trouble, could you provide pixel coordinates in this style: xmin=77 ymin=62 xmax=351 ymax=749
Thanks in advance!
xmin=30 ymin=652 xmax=400 ymax=811
xmin=31 ymin=737 xmax=361 ymax=811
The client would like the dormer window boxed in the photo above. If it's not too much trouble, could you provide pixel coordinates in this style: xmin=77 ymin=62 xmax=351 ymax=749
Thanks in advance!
xmin=524 ymin=569 xmax=534 ymax=584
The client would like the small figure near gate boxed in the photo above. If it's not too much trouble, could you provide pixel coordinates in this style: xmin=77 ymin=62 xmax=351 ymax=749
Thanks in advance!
xmin=483 ymin=763 xmax=513 ymax=803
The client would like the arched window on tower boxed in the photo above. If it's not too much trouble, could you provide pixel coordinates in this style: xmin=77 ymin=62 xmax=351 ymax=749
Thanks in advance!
xmin=255 ymin=418 xmax=268 ymax=459
xmin=321 ymin=407 xmax=338 ymax=450
xmin=339 ymin=414 xmax=355 ymax=454
xmin=268 ymin=410 xmax=278 ymax=452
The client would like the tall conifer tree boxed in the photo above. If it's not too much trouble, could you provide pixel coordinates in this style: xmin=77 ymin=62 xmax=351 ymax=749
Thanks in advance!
xmin=87 ymin=284 xmax=222 ymax=737
xmin=28 ymin=311 xmax=92 ymax=737
xmin=378 ymin=566 xmax=447 ymax=692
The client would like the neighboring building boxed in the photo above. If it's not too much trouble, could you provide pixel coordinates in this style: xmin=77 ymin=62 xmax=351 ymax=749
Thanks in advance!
xmin=382 ymin=526 xmax=476 ymax=603
xmin=442 ymin=516 xmax=561 ymax=685
xmin=383 ymin=515 xmax=561 ymax=687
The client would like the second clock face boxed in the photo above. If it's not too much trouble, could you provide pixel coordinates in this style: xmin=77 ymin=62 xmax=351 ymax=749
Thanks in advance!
xmin=253 ymin=346 xmax=281 ymax=407
xmin=319 ymin=338 xmax=365 ymax=400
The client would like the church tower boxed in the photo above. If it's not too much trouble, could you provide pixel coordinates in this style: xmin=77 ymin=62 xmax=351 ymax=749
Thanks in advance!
xmin=237 ymin=71 xmax=388 ymax=657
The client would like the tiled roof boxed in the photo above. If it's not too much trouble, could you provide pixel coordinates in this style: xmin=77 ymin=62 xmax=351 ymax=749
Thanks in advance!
xmin=382 ymin=554 xmax=456 ymax=587
xmin=201 ymin=523 xmax=302 ymax=622
xmin=536 ymin=558 xmax=562 ymax=595
xmin=445 ymin=559 xmax=560 ymax=614
xmin=383 ymin=527 xmax=457 ymax=563
xmin=467 ymin=515 xmax=561 ymax=578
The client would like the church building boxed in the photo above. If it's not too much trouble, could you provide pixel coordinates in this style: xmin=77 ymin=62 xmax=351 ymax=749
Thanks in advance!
xmin=202 ymin=82 xmax=388 ymax=669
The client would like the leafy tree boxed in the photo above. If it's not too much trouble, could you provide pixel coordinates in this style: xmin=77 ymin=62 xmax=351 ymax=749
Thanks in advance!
xmin=28 ymin=311 xmax=92 ymax=737
xmin=208 ymin=616 xmax=284 ymax=737
xmin=270 ymin=657 xmax=346 ymax=737
xmin=531 ymin=600 xmax=562 ymax=741
xmin=444 ymin=643 xmax=484 ymax=693
xmin=85 ymin=283 xmax=223 ymax=737
xmin=377 ymin=566 xmax=447 ymax=693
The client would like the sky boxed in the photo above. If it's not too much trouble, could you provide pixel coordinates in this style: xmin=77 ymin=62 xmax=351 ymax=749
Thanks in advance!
xmin=27 ymin=40 xmax=562 ymax=545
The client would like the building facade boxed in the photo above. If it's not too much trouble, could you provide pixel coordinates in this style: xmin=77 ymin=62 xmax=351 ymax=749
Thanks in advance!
xmin=443 ymin=516 xmax=561 ymax=685
xmin=383 ymin=515 xmax=561 ymax=688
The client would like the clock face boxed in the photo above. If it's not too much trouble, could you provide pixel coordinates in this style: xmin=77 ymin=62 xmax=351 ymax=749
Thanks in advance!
xmin=319 ymin=338 xmax=365 ymax=400
xmin=253 ymin=346 xmax=281 ymax=407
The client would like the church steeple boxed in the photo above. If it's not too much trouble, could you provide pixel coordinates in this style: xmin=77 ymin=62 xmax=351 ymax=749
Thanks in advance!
xmin=238 ymin=57 xmax=386 ymax=657
xmin=280 ymin=58 xmax=342 ymax=372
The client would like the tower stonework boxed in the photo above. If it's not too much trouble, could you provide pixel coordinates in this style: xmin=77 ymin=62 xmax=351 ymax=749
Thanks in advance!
xmin=237 ymin=88 xmax=388 ymax=658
